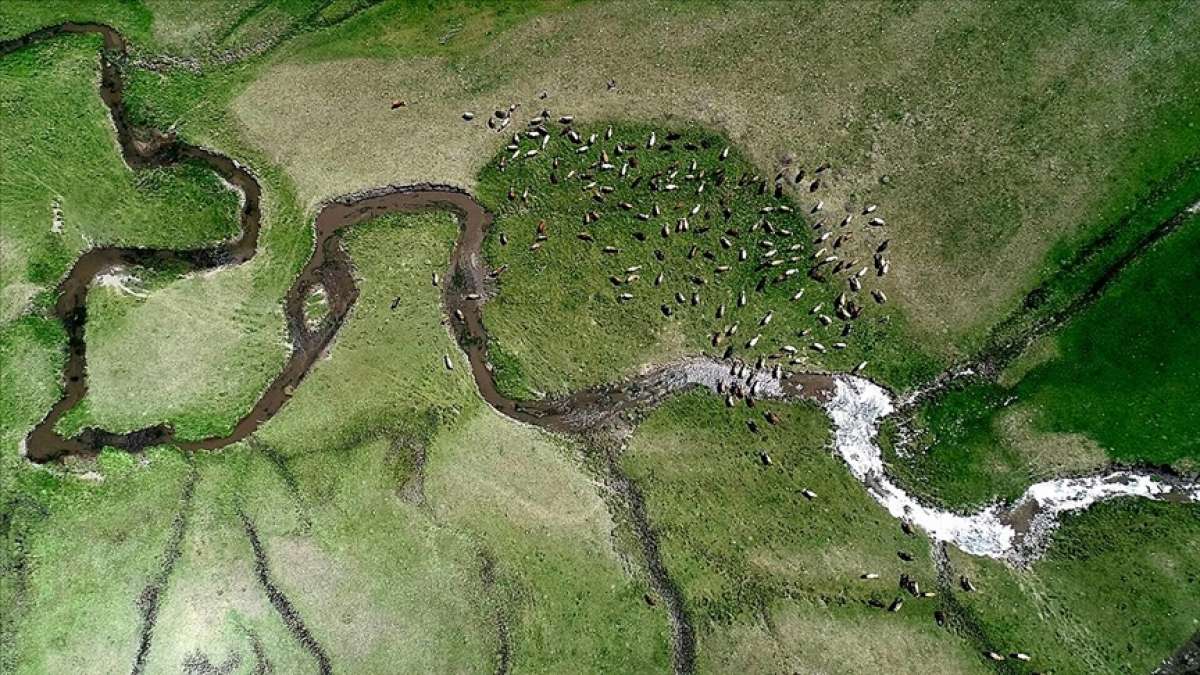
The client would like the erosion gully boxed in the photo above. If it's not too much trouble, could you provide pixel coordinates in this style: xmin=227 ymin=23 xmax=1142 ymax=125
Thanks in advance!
xmin=7 ymin=22 xmax=1200 ymax=675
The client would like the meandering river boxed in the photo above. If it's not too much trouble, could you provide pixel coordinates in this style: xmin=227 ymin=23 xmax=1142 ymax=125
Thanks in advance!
xmin=6 ymin=24 xmax=1196 ymax=568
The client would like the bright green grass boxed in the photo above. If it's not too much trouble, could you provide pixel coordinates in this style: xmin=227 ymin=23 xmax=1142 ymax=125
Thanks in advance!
xmin=0 ymin=1 xmax=153 ymax=44
xmin=622 ymin=391 xmax=984 ymax=672
xmin=991 ymin=157 xmax=1200 ymax=360
xmin=286 ymin=0 xmax=566 ymax=64
xmin=1018 ymin=219 xmax=1200 ymax=463
xmin=0 ymin=34 xmax=241 ymax=322
xmin=11 ymin=30 xmax=325 ymax=444
xmin=138 ymin=449 xmax=319 ymax=674
xmin=3 ymin=448 xmax=192 ymax=674
xmin=231 ymin=438 xmax=498 ymax=673
xmin=257 ymin=211 xmax=476 ymax=455
xmin=881 ymin=383 xmax=1031 ymax=510
xmin=478 ymin=121 xmax=937 ymax=398
xmin=889 ymin=216 xmax=1200 ymax=510
xmin=253 ymin=214 xmax=666 ymax=670
xmin=948 ymin=499 xmax=1200 ymax=674
xmin=0 ymin=316 xmax=66 ymax=672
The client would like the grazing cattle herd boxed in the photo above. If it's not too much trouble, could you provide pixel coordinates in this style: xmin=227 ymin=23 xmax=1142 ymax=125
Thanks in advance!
xmin=452 ymin=104 xmax=1042 ymax=663
xmin=465 ymin=104 xmax=897 ymax=391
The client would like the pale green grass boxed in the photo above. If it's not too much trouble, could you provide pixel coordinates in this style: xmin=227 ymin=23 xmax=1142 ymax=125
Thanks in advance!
xmin=5 ymin=449 xmax=191 ymax=674
xmin=427 ymin=406 xmax=671 ymax=671
xmin=243 ymin=438 xmax=498 ymax=673
xmin=0 ymin=316 xmax=66 ymax=670
xmin=141 ymin=451 xmax=316 ymax=674
xmin=0 ymin=0 xmax=324 ymax=58
xmin=947 ymin=499 xmax=1200 ymax=673
xmin=60 ymin=262 xmax=288 ymax=440
xmin=250 ymin=212 xmax=667 ymax=670
xmin=214 ymin=0 xmax=324 ymax=54
xmin=257 ymin=211 xmax=475 ymax=455
xmin=701 ymin=599 xmax=986 ymax=675
xmin=235 ymin=0 xmax=1200 ymax=359
xmin=245 ymin=214 xmax=505 ymax=670
xmin=0 ymin=316 xmax=65 ymax=456
xmin=623 ymin=392 xmax=980 ymax=670
xmin=0 ymin=29 xmax=317 ymax=444
xmin=143 ymin=0 xmax=261 ymax=53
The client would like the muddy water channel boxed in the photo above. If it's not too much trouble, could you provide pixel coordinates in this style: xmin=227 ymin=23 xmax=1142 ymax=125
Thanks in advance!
xmin=8 ymin=24 xmax=1198 ymax=567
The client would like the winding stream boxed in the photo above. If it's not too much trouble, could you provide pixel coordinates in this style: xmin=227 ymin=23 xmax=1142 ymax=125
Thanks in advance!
xmin=7 ymin=24 xmax=1198 ymax=568
xmin=824 ymin=376 xmax=1199 ymax=565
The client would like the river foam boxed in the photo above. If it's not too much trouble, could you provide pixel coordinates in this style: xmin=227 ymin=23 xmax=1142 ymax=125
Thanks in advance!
xmin=824 ymin=375 xmax=1198 ymax=563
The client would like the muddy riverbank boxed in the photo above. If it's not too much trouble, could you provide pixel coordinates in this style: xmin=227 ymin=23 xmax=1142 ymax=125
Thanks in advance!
xmin=9 ymin=22 xmax=1199 ymax=563
xmin=8 ymin=22 xmax=1200 ymax=675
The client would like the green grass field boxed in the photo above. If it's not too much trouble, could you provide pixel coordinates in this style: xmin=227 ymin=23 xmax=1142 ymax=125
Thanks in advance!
xmin=2 ymin=448 xmax=192 ymax=674
xmin=233 ymin=0 xmax=1200 ymax=363
xmin=57 ymin=262 xmax=289 ymax=440
xmin=477 ymin=121 xmax=936 ymax=397
xmin=0 ymin=34 xmax=241 ymax=323
xmin=888 ymin=214 xmax=1200 ymax=510
xmin=623 ymin=392 xmax=987 ymax=673
xmin=948 ymin=499 xmax=1200 ymax=674
xmin=3 ymin=2 xmax=1199 ymax=672
xmin=245 ymin=214 xmax=666 ymax=671
xmin=0 ymin=0 xmax=332 ymax=60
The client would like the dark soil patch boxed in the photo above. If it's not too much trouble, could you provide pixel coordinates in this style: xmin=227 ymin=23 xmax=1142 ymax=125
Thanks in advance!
xmin=390 ymin=434 xmax=428 ymax=507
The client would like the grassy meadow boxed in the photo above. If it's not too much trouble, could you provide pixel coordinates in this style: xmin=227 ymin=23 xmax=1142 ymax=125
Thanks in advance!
xmin=887 ymin=213 xmax=1200 ymax=510
xmin=622 ymin=392 xmax=988 ymax=673
xmin=233 ymin=0 xmax=1200 ymax=362
xmin=2 ymin=448 xmax=193 ymax=674
xmin=0 ymin=0 xmax=333 ymax=60
xmin=477 ymin=121 xmax=934 ymax=397
xmin=0 ymin=34 xmax=241 ymax=322
xmin=948 ymin=499 xmax=1200 ymax=674
xmin=243 ymin=213 xmax=669 ymax=671
xmin=56 ymin=262 xmax=289 ymax=440
xmin=3 ymin=2 xmax=1199 ymax=673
